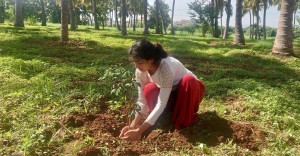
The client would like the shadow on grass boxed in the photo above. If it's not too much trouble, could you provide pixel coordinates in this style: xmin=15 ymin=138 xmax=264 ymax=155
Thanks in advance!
xmin=1 ymin=25 xmax=299 ymax=110
xmin=180 ymin=111 xmax=266 ymax=151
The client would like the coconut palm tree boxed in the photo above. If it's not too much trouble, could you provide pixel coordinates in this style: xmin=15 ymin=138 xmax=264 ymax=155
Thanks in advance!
xmin=223 ymin=0 xmax=232 ymax=39
xmin=121 ymin=0 xmax=127 ymax=35
xmin=219 ymin=0 xmax=225 ymax=36
xmin=69 ymin=0 xmax=76 ymax=30
xmin=143 ymin=0 xmax=149 ymax=35
xmin=114 ymin=0 xmax=121 ymax=30
xmin=128 ymin=0 xmax=142 ymax=31
xmin=40 ymin=0 xmax=46 ymax=26
xmin=255 ymin=0 xmax=261 ymax=40
xmin=244 ymin=0 xmax=261 ymax=39
xmin=155 ymin=0 xmax=160 ymax=34
xmin=233 ymin=0 xmax=245 ymax=45
xmin=0 ymin=0 xmax=5 ymax=23
xmin=61 ymin=0 xmax=69 ymax=41
xmin=262 ymin=0 xmax=269 ymax=39
xmin=14 ymin=0 xmax=24 ymax=27
xmin=272 ymin=0 xmax=295 ymax=56
xmin=171 ymin=0 xmax=175 ymax=35
xmin=293 ymin=0 xmax=300 ymax=27
xmin=92 ymin=0 xmax=99 ymax=29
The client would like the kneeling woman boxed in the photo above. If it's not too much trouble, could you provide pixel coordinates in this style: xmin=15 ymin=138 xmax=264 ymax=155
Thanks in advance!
xmin=119 ymin=39 xmax=205 ymax=141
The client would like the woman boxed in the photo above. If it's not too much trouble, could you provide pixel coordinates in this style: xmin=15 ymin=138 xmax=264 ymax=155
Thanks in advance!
xmin=119 ymin=39 xmax=205 ymax=141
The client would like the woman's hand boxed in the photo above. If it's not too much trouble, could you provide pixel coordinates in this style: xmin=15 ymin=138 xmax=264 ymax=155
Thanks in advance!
xmin=119 ymin=126 xmax=131 ymax=138
xmin=119 ymin=128 xmax=142 ymax=141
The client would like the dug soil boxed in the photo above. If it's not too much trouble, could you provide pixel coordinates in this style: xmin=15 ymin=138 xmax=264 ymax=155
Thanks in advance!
xmin=61 ymin=106 xmax=266 ymax=155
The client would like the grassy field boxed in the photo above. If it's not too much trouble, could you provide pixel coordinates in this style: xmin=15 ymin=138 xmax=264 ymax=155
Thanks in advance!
xmin=0 ymin=23 xmax=299 ymax=155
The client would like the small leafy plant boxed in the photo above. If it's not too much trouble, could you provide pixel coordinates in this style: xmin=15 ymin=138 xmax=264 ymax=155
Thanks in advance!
xmin=98 ymin=65 xmax=143 ymax=126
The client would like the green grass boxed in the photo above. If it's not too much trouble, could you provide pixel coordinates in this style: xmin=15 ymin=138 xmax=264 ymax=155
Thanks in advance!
xmin=0 ymin=23 xmax=299 ymax=155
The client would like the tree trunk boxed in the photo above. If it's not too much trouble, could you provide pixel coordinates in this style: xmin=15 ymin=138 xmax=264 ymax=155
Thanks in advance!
xmin=93 ymin=0 xmax=99 ymax=30
xmin=40 ymin=0 xmax=46 ymax=26
xmin=158 ymin=3 xmax=166 ymax=34
xmin=293 ymin=11 xmax=296 ymax=28
xmin=61 ymin=0 xmax=69 ymax=42
xmin=0 ymin=0 xmax=5 ymax=23
xmin=121 ymin=0 xmax=127 ymax=35
xmin=14 ymin=0 xmax=24 ymax=27
xmin=233 ymin=0 xmax=245 ymax=45
xmin=110 ymin=9 xmax=113 ymax=27
xmin=155 ymin=0 xmax=160 ymax=34
xmin=263 ymin=0 xmax=267 ymax=40
xmin=115 ymin=0 xmax=120 ymax=30
xmin=272 ymin=0 xmax=295 ymax=56
xmin=102 ymin=20 xmax=105 ymax=29
xmin=249 ymin=10 xmax=252 ymax=39
xmin=143 ymin=0 xmax=149 ymax=35
xmin=69 ymin=0 xmax=76 ymax=30
xmin=133 ymin=9 xmax=136 ymax=31
xmin=214 ymin=0 xmax=219 ymax=37
xmin=141 ymin=14 xmax=143 ymax=28
xmin=211 ymin=0 xmax=215 ymax=37
xmin=256 ymin=1 xmax=260 ymax=40
xmin=252 ymin=10 xmax=255 ymax=39
xmin=56 ymin=3 xmax=61 ymax=23
xmin=223 ymin=0 xmax=231 ymax=39
xmin=171 ymin=0 xmax=175 ymax=35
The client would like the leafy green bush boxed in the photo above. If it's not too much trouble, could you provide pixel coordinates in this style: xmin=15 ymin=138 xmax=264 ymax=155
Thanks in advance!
xmin=99 ymin=65 xmax=137 ymax=110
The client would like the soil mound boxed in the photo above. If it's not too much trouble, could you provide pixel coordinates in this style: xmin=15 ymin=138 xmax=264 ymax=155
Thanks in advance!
xmin=62 ymin=110 xmax=265 ymax=155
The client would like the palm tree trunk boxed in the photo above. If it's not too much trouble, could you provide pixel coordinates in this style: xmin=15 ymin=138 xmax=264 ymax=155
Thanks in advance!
xmin=214 ymin=0 xmax=219 ymax=37
xmin=171 ymin=0 xmax=175 ymax=35
xmin=110 ymin=9 xmax=113 ymax=27
xmin=223 ymin=0 xmax=231 ymax=39
xmin=61 ymin=0 xmax=69 ymax=42
xmin=211 ymin=0 xmax=215 ymax=37
xmin=263 ymin=0 xmax=267 ymax=40
xmin=14 ymin=0 xmax=24 ymax=27
xmin=155 ymin=0 xmax=160 ymax=34
xmin=0 ymin=0 xmax=5 ymax=23
xmin=115 ymin=0 xmax=121 ymax=30
xmin=256 ymin=10 xmax=259 ymax=40
xmin=133 ymin=9 xmax=136 ymax=31
xmin=158 ymin=3 xmax=166 ymax=34
xmin=256 ymin=2 xmax=260 ymax=40
xmin=40 ymin=0 xmax=46 ymax=26
xmin=93 ymin=0 xmax=99 ymax=30
xmin=252 ymin=10 xmax=255 ymax=39
xmin=233 ymin=0 xmax=245 ymax=45
xmin=141 ymin=14 xmax=143 ymax=28
xmin=272 ymin=0 xmax=295 ymax=56
xmin=293 ymin=11 xmax=296 ymax=28
xmin=249 ymin=10 xmax=252 ymax=39
xmin=69 ymin=0 xmax=76 ymax=30
xmin=143 ymin=0 xmax=149 ymax=34
xmin=121 ymin=0 xmax=127 ymax=35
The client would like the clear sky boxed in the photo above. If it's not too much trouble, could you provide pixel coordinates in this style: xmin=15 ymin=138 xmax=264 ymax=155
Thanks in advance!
xmin=148 ymin=0 xmax=283 ymax=28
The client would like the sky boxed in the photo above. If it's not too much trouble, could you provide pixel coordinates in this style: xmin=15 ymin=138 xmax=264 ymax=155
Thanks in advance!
xmin=148 ymin=0 xmax=283 ymax=28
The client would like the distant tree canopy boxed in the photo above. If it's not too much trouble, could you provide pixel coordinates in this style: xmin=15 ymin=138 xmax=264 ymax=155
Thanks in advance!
xmin=148 ymin=0 xmax=170 ymax=34
xmin=188 ymin=0 xmax=215 ymax=37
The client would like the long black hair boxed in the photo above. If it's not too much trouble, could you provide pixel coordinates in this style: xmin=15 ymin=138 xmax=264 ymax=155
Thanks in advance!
xmin=128 ymin=39 xmax=168 ymax=62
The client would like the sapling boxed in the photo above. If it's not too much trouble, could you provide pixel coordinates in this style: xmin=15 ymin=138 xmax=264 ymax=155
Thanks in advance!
xmin=127 ymin=79 xmax=142 ymax=128
xmin=99 ymin=65 xmax=144 ymax=128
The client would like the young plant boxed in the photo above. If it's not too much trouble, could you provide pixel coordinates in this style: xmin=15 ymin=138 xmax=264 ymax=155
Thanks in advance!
xmin=98 ymin=65 xmax=143 ymax=127
xmin=98 ymin=65 xmax=136 ymax=110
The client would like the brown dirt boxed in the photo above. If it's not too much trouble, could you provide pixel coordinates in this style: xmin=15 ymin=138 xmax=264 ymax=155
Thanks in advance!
xmin=62 ymin=108 xmax=266 ymax=155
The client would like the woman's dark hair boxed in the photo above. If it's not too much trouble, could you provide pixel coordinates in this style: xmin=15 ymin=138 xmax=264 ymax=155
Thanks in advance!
xmin=128 ymin=39 xmax=168 ymax=62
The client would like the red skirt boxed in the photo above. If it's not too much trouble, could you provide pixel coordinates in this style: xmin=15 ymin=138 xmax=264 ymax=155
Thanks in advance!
xmin=143 ymin=75 xmax=205 ymax=129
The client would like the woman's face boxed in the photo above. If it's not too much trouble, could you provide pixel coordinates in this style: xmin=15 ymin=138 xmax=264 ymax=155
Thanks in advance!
xmin=131 ymin=57 xmax=154 ymax=72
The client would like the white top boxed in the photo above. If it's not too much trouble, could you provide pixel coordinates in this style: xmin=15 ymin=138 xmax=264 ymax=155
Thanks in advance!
xmin=135 ymin=57 xmax=196 ymax=125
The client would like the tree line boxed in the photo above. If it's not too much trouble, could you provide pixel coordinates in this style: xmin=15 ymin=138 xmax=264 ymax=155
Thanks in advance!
xmin=0 ymin=0 xmax=298 ymax=56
